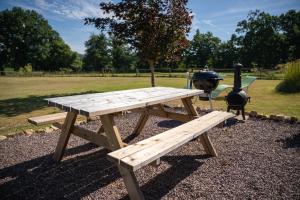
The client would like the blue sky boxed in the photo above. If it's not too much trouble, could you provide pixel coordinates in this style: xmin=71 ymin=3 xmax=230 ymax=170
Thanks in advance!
xmin=1 ymin=0 xmax=299 ymax=54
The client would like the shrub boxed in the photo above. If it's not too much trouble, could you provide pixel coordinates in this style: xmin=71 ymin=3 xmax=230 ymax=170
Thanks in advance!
xmin=24 ymin=63 xmax=32 ymax=73
xmin=276 ymin=60 xmax=300 ymax=93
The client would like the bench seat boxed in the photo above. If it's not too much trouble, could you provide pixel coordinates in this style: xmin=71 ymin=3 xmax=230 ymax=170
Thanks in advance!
xmin=108 ymin=111 xmax=234 ymax=171
xmin=28 ymin=112 xmax=68 ymax=125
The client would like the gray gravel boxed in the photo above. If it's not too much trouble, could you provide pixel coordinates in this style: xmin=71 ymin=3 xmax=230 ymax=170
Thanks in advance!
xmin=0 ymin=112 xmax=299 ymax=200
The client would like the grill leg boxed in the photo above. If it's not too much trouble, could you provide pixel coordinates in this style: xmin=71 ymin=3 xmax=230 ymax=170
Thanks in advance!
xmin=236 ymin=110 xmax=240 ymax=115
xmin=242 ymin=108 xmax=245 ymax=120
xmin=227 ymin=106 xmax=230 ymax=112
xmin=208 ymin=93 xmax=213 ymax=110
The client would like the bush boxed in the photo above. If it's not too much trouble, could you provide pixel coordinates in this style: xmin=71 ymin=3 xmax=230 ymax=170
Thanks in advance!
xmin=24 ymin=63 xmax=32 ymax=73
xmin=276 ymin=60 xmax=300 ymax=93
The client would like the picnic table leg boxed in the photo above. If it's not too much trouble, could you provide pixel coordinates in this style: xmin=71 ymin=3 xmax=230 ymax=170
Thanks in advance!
xmin=100 ymin=114 xmax=145 ymax=200
xmin=182 ymin=97 xmax=218 ymax=157
xmin=132 ymin=111 xmax=149 ymax=135
xmin=53 ymin=111 xmax=78 ymax=161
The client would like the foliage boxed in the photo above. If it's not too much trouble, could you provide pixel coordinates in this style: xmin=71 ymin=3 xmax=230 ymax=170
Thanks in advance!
xmin=279 ymin=10 xmax=300 ymax=60
xmin=111 ymin=37 xmax=138 ymax=72
xmin=276 ymin=60 xmax=300 ymax=93
xmin=185 ymin=30 xmax=221 ymax=68
xmin=85 ymin=0 xmax=192 ymax=86
xmin=83 ymin=34 xmax=111 ymax=71
xmin=24 ymin=63 xmax=33 ymax=73
xmin=235 ymin=10 xmax=286 ymax=68
xmin=71 ymin=53 xmax=83 ymax=72
xmin=0 ymin=7 xmax=80 ymax=71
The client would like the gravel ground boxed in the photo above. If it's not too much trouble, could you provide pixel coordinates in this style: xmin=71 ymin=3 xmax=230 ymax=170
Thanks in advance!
xmin=0 ymin=111 xmax=300 ymax=200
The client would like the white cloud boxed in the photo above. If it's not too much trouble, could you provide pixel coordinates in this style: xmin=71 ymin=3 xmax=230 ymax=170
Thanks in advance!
xmin=201 ymin=19 xmax=216 ymax=27
xmin=34 ymin=0 xmax=112 ymax=20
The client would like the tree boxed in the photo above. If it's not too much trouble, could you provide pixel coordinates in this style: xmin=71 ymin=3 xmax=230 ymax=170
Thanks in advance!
xmin=111 ymin=37 xmax=137 ymax=72
xmin=212 ymin=34 xmax=239 ymax=68
xmin=185 ymin=30 xmax=220 ymax=68
xmin=236 ymin=10 xmax=286 ymax=68
xmin=0 ymin=7 xmax=77 ymax=71
xmin=279 ymin=10 xmax=300 ymax=60
xmin=85 ymin=0 xmax=192 ymax=86
xmin=83 ymin=34 xmax=111 ymax=71
xmin=71 ymin=52 xmax=83 ymax=72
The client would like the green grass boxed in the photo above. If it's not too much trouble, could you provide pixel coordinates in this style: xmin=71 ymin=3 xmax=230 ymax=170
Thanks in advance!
xmin=0 ymin=76 xmax=299 ymax=136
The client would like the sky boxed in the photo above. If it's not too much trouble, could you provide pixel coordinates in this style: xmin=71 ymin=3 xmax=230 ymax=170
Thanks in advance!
xmin=0 ymin=0 xmax=299 ymax=54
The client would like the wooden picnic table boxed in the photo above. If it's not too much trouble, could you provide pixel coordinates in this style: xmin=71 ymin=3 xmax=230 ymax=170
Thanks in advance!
xmin=45 ymin=86 xmax=234 ymax=200
xmin=46 ymin=87 xmax=203 ymax=161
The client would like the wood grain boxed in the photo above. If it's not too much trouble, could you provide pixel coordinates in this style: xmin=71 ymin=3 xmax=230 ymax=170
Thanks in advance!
xmin=46 ymin=87 xmax=203 ymax=117
xmin=108 ymin=111 xmax=235 ymax=171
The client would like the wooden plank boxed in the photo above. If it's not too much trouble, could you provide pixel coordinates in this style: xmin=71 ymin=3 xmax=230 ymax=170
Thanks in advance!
xmin=107 ymin=111 xmax=222 ymax=162
xmin=52 ymin=123 xmax=117 ymax=150
xmin=46 ymin=87 xmax=203 ymax=117
xmin=81 ymin=90 xmax=201 ymax=116
xmin=181 ymin=97 xmax=198 ymax=118
xmin=182 ymin=96 xmax=217 ymax=156
xmin=72 ymin=126 xmax=110 ymax=149
xmin=132 ymin=111 xmax=149 ymax=135
xmin=28 ymin=112 xmax=67 ymax=125
xmin=53 ymin=111 xmax=77 ymax=161
xmin=108 ymin=111 xmax=234 ymax=171
xmin=132 ymin=107 xmax=191 ymax=122
xmin=100 ymin=114 xmax=124 ymax=150
xmin=118 ymin=166 xmax=145 ymax=200
xmin=100 ymin=114 xmax=145 ymax=200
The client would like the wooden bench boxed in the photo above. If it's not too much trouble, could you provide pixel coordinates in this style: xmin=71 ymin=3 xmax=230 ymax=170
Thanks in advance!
xmin=28 ymin=112 xmax=68 ymax=125
xmin=107 ymin=111 xmax=235 ymax=199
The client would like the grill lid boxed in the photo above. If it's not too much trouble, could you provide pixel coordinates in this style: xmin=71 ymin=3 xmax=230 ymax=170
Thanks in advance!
xmin=192 ymin=71 xmax=223 ymax=80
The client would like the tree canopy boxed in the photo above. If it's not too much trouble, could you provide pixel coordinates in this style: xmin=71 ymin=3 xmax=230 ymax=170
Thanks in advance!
xmin=0 ymin=7 xmax=80 ymax=71
xmin=85 ymin=0 xmax=192 ymax=86
xmin=83 ymin=34 xmax=111 ymax=71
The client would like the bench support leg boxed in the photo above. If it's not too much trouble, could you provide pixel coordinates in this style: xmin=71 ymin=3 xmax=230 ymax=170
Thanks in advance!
xmin=200 ymin=133 xmax=218 ymax=157
xmin=53 ymin=111 xmax=78 ymax=161
xmin=100 ymin=114 xmax=145 ymax=200
xmin=132 ymin=111 xmax=149 ymax=135
xmin=119 ymin=166 xmax=145 ymax=200
xmin=182 ymin=97 xmax=218 ymax=157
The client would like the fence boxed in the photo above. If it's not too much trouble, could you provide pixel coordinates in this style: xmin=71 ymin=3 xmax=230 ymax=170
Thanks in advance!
xmin=0 ymin=68 xmax=284 ymax=80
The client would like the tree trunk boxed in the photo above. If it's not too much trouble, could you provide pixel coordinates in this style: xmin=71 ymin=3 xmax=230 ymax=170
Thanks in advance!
xmin=149 ymin=60 xmax=156 ymax=87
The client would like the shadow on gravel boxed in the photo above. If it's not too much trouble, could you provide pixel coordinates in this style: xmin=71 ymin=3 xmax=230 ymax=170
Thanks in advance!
xmin=157 ymin=120 xmax=183 ymax=128
xmin=0 ymin=143 xmax=118 ymax=200
xmin=276 ymin=132 xmax=300 ymax=149
xmin=120 ymin=154 xmax=209 ymax=200
xmin=1 ymin=142 xmax=210 ymax=200
xmin=0 ymin=90 xmax=100 ymax=117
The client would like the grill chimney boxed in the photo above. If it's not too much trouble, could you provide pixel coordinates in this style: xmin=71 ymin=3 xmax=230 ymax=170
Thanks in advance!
xmin=233 ymin=63 xmax=242 ymax=91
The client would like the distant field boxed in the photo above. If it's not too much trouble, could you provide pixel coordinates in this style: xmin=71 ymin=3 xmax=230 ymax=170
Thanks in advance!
xmin=0 ymin=76 xmax=299 ymax=135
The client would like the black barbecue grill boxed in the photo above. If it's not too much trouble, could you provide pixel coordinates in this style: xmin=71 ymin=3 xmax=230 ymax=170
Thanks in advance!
xmin=190 ymin=70 xmax=223 ymax=109
xmin=191 ymin=71 xmax=223 ymax=93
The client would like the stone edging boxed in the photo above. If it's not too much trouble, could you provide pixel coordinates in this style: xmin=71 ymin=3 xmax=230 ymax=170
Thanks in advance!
xmin=195 ymin=107 xmax=298 ymax=124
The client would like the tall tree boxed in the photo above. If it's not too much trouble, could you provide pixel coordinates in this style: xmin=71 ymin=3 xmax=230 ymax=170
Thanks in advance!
xmin=83 ymin=34 xmax=111 ymax=71
xmin=212 ymin=34 xmax=239 ymax=68
xmin=279 ymin=10 xmax=300 ymax=60
xmin=85 ymin=0 xmax=192 ymax=86
xmin=185 ymin=29 xmax=220 ymax=68
xmin=236 ymin=10 xmax=286 ymax=68
xmin=111 ymin=37 xmax=137 ymax=72
xmin=0 ymin=7 xmax=77 ymax=71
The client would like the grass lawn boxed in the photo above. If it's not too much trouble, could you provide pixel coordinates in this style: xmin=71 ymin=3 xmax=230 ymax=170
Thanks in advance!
xmin=0 ymin=76 xmax=299 ymax=136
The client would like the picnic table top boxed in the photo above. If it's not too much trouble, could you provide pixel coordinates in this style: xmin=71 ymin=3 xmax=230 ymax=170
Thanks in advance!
xmin=46 ymin=87 xmax=203 ymax=117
